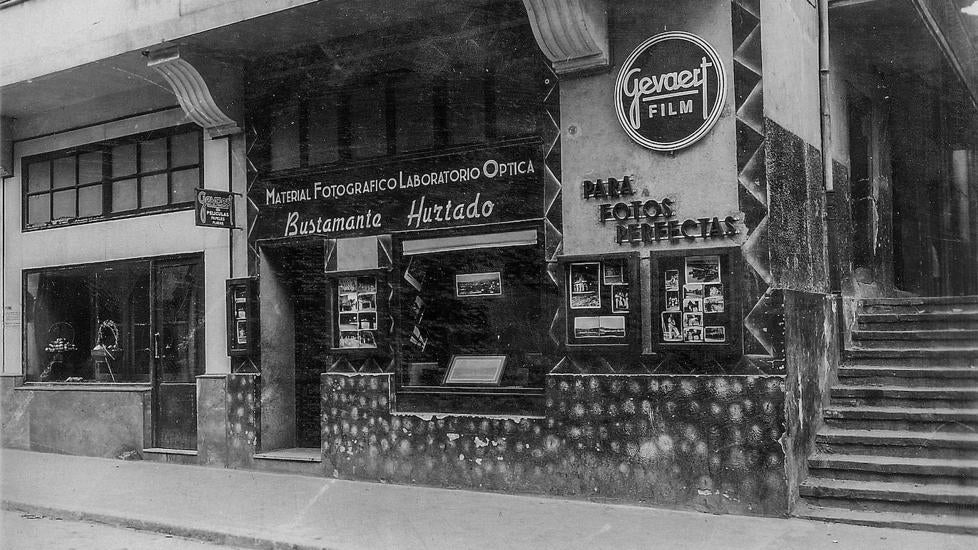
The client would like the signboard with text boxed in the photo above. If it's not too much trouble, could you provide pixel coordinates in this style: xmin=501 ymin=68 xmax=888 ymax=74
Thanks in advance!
xmin=195 ymin=189 xmax=235 ymax=229
xmin=251 ymin=142 xmax=543 ymax=240
xmin=615 ymin=32 xmax=726 ymax=152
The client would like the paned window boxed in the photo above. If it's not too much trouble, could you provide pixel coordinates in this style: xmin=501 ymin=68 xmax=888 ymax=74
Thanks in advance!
xmin=23 ymin=127 xmax=202 ymax=229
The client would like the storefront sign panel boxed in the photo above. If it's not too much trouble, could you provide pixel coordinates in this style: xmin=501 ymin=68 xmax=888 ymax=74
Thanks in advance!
xmin=195 ymin=189 xmax=235 ymax=228
xmin=252 ymin=142 xmax=542 ymax=240
xmin=615 ymin=32 xmax=726 ymax=152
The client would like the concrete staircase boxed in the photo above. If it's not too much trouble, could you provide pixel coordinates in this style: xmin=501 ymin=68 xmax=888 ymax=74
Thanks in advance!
xmin=795 ymin=296 xmax=978 ymax=534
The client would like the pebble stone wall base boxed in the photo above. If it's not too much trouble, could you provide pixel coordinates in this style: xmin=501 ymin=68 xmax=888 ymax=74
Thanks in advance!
xmin=322 ymin=372 xmax=789 ymax=516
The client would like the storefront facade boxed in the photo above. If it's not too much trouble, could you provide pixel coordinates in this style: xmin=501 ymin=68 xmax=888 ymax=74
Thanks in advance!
xmin=2 ymin=0 xmax=976 ymax=520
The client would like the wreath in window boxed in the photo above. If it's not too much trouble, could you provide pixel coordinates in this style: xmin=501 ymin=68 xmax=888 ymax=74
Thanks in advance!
xmin=91 ymin=320 xmax=122 ymax=360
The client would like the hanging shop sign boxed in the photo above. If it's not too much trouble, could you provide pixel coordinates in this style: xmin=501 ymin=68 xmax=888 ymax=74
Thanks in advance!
xmin=252 ymin=142 xmax=542 ymax=240
xmin=195 ymin=189 xmax=235 ymax=228
xmin=581 ymin=176 xmax=738 ymax=245
xmin=615 ymin=31 xmax=726 ymax=152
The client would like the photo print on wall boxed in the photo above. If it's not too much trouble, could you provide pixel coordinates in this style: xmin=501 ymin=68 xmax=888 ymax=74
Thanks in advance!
xmin=569 ymin=262 xmax=601 ymax=309
xmin=611 ymin=284 xmax=629 ymax=312
xmin=685 ymin=255 xmax=721 ymax=284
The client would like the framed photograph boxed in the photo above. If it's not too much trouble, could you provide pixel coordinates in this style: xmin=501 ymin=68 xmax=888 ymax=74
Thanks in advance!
xmin=455 ymin=272 xmax=502 ymax=297
xmin=683 ymin=283 xmax=704 ymax=299
xmin=339 ymin=330 xmax=360 ymax=348
xmin=664 ymin=269 xmax=680 ymax=290
xmin=704 ymin=283 xmax=724 ymax=313
xmin=665 ymin=290 xmax=680 ymax=311
xmin=338 ymin=277 xmax=357 ymax=293
xmin=338 ymin=312 xmax=358 ymax=330
xmin=682 ymin=298 xmax=703 ymax=313
xmin=705 ymin=326 xmax=726 ymax=343
xmin=444 ymin=355 xmax=507 ymax=386
xmin=611 ymin=284 xmax=630 ymax=312
xmin=685 ymin=255 xmax=721 ymax=284
xmin=661 ymin=312 xmax=683 ymax=342
xmin=357 ymin=276 xmax=377 ymax=293
xmin=573 ymin=316 xmax=601 ymax=338
xmin=358 ymin=312 xmax=377 ymax=330
xmin=358 ymin=293 xmax=377 ymax=311
xmin=358 ymin=330 xmax=376 ymax=347
xmin=599 ymin=316 xmax=626 ymax=337
xmin=683 ymin=312 xmax=703 ymax=327
xmin=569 ymin=262 xmax=601 ymax=309
xmin=604 ymin=261 xmax=625 ymax=285
xmin=684 ymin=326 xmax=704 ymax=342
xmin=339 ymin=293 xmax=357 ymax=312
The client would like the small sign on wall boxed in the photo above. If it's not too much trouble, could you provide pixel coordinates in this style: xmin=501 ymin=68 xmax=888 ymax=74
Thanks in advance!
xmin=615 ymin=31 xmax=726 ymax=152
xmin=195 ymin=189 xmax=235 ymax=228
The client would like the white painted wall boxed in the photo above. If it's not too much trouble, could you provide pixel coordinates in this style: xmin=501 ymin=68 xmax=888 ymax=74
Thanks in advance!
xmin=1 ymin=108 xmax=238 ymax=375
xmin=0 ymin=0 xmax=319 ymax=87
xmin=761 ymin=0 xmax=821 ymax=148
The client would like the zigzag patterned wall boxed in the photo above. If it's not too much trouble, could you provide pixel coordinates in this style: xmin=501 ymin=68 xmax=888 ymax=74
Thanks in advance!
xmin=732 ymin=0 xmax=785 ymax=374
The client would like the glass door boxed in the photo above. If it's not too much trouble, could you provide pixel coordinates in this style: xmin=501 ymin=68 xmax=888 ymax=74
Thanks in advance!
xmin=152 ymin=258 xmax=204 ymax=450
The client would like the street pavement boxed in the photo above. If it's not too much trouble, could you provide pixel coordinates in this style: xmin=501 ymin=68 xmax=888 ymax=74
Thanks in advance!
xmin=1 ymin=448 xmax=975 ymax=550
xmin=1 ymin=510 xmax=246 ymax=549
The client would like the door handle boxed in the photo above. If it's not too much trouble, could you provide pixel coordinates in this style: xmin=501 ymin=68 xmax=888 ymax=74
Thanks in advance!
xmin=153 ymin=332 xmax=161 ymax=359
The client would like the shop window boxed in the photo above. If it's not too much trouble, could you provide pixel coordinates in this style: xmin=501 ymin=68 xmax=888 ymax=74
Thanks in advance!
xmin=22 ymin=126 xmax=202 ymax=229
xmin=392 ymin=229 xmax=548 ymax=414
xmin=22 ymin=255 xmax=204 ymax=383
xmin=250 ymin=10 xmax=548 ymax=174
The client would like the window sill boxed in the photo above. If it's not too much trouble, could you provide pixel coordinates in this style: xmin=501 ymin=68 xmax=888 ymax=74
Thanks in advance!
xmin=22 ymin=203 xmax=194 ymax=233
xmin=395 ymin=386 xmax=544 ymax=416
xmin=17 ymin=382 xmax=151 ymax=392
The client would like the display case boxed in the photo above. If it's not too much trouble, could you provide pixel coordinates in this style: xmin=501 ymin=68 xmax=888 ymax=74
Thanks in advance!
xmin=559 ymin=252 xmax=642 ymax=351
xmin=650 ymin=248 xmax=740 ymax=352
xmin=327 ymin=269 xmax=391 ymax=354
xmin=226 ymin=277 xmax=259 ymax=357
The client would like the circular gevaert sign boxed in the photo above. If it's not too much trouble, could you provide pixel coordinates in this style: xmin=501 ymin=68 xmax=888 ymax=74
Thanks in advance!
xmin=615 ymin=31 xmax=727 ymax=152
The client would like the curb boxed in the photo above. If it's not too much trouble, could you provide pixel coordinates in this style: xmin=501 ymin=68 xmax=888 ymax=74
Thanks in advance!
xmin=2 ymin=500 xmax=336 ymax=550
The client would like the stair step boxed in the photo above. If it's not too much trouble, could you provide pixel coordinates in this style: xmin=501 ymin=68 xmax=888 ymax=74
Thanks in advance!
xmin=847 ymin=348 xmax=978 ymax=359
xmin=840 ymin=365 xmax=978 ymax=378
xmin=859 ymin=311 xmax=978 ymax=323
xmin=825 ymin=405 xmax=978 ymax=423
xmin=799 ymin=477 xmax=978 ymax=506
xmin=817 ymin=428 xmax=978 ymax=451
xmin=831 ymin=385 xmax=978 ymax=402
xmin=860 ymin=297 xmax=978 ymax=315
xmin=794 ymin=501 xmax=978 ymax=535
xmin=853 ymin=329 xmax=978 ymax=340
xmin=808 ymin=453 xmax=978 ymax=478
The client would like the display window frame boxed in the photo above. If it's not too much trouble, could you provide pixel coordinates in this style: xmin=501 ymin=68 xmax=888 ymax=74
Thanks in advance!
xmin=558 ymin=252 xmax=642 ymax=351
xmin=649 ymin=247 xmax=742 ymax=353
xmin=387 ymin=223 xmax=552 ymax=416
xmin=325 ymin=267 xmax=393 ymax=358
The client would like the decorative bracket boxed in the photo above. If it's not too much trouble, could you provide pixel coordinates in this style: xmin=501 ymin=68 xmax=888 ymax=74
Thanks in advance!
xmin=522 ymin=0 xmax=609 ymax=76
xmin=147 ymin=48 xmax=241 ymax=138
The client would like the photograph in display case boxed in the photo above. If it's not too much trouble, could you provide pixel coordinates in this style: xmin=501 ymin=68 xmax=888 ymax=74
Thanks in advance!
xmin=704 ymin=283 xmax=724 ymax=313
xmin=705 ymin=326 xmax=726 ymax=342
xmin=684 ymin=326 xmax=704 ymax=342
xmin=685 ymin=255 xmax=721 ymax=284
xmin=455 ymin=272 xmax=502 ymax=297
xmin=569 ymin=262 xmax=601 ymax=309
xmin=683 ymin=283 xmax=704 ymax=299
xmin=661 ymin=312 xmax=682 ymax=341
xmin=665 ymin=290 xmax=680 ymax=311
xmin=683 ymin=312 xmax=703 ymax=327
xmin=665 ymin=270 xmax=680 ymax=290
xmin=603 ymin=261 xmax=625 ymax=285
xmin=573 ymin=316 xmax=626 ymax=338
xmin=682 ymin=298 xmax=702 ymax=312
xmin=611 ymin=284 xmax=629 ymax=312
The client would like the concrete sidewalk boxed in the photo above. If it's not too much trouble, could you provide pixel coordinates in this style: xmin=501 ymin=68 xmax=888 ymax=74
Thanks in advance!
xmin=1 ymin=449 xmax=974 ymax=550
